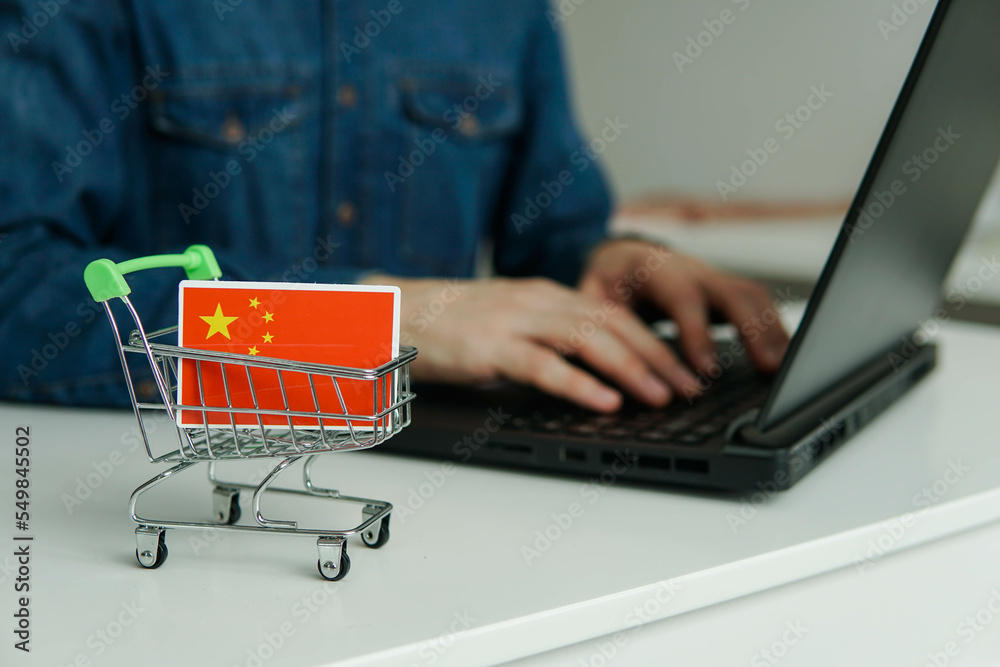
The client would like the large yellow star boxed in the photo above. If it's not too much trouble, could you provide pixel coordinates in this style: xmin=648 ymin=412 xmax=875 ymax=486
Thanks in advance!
xmin=199 ymin=303 xmax=239 ymax=340
xmin=262 ymin=332 xmax=274 ymax=343
xmin=249 ymin=296 xmax=260 ymax=309
xmin=263 ymin=311 xmax=274 ymax=323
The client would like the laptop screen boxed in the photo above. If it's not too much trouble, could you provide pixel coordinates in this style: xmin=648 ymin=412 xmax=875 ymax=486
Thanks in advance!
xmin=757 ymin=0 xmax=1000 ymax=430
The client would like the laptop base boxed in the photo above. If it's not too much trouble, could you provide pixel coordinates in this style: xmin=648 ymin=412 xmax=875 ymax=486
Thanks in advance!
xmin=380 ymin=343 xmax=936 ymax=492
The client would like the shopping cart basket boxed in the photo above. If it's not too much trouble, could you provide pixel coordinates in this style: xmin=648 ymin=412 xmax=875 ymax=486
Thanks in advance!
xmin=84 ymin=245 xmax=416 ymax=580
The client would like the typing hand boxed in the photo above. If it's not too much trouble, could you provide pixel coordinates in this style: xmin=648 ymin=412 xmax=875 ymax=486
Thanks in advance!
xmin=367 ymin=243 xmax=788 ymax=412
xmin=366 ymin=274 xmax=690 ymax=413
xmin=579 ymin=238 xmax=790 ymax=383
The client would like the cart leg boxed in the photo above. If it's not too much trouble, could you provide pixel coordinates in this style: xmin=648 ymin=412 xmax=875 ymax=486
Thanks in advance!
xmin=253 ymin=456 xmax=301 ymax=528
xmin=316 ymin=537 xmax=350 ymax=581
xmin=302 ymin=454 xmax=340 ymax=498
xmin=212 ymin=486 xmax=241 ymax=525
xmin=361 ymin=505 xmax=391 ymax=549
xmin=136 ymin=526 xmax=168 ymax=569
xmin=130 ymin=460 xmax=199 ymax=525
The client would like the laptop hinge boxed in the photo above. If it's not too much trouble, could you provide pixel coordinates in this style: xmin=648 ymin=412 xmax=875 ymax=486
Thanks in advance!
xmin=732 ymin=341 xmax=937 ymax=449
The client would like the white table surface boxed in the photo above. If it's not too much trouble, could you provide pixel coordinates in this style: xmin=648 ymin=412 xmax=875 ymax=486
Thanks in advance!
xmin=509 ymin=518 xmax=1000 ymax=666
xmin=3 ymin=319 xmax=1000 ymax=667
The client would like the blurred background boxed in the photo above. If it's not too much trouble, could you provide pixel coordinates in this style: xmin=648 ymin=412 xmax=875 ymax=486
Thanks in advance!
xmin=559 ymin=0 xmax=1000 ymax=315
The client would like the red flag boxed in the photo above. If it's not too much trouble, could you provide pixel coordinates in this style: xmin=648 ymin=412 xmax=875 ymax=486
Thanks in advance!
xmin=176 ymin=281 xmax=399 ymax=429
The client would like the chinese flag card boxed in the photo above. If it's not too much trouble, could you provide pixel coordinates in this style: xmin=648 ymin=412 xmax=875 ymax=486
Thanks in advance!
xmin=176 ymin=281 xmax=400 ymax=429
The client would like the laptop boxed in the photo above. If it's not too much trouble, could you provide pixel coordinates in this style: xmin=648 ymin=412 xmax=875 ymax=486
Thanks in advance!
xmin=381 ymin=0 xmax=1000 ymax=491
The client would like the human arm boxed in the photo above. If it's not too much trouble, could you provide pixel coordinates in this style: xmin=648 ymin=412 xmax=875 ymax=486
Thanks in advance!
xmin=0 ymin=0 xmax=366 ymax=405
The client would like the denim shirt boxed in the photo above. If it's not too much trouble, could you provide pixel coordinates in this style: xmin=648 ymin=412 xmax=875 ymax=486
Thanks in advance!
xmin=0 ymin=0 xmax=611 ymax=405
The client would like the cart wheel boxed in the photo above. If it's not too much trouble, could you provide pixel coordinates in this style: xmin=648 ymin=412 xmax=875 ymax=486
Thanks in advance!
xmin=362 ymin=515 xmax=390 ymax=549
xmin=224 ymin=494 xmax=241 ymax=525
xmin=317 ymin=550 xmax=351 ymax=582
xmin=137 ymin=532 xmax=168 ymax=569
xmin=213 ymin=487 xmax=241 ymax=525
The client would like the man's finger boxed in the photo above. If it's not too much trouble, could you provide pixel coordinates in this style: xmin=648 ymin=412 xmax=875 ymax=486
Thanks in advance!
xmin=532 ymin=314 xmax=671 ymax=407
xmin=600 ymin=304 xmax=705 ymax=399
xmin=742 ymin=286 xmax=791 ymax=370
xmin=704 ymin=278 xmax=789 ymax=371
xmin=642 ymin=277 xmax=717 ymax=374
xmin=498 ymin=339 xmax=622 ymax=412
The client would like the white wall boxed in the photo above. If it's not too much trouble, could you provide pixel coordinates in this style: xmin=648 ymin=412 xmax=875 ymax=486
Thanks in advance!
xmin=559 ymin=0 xmax=988 ymax=205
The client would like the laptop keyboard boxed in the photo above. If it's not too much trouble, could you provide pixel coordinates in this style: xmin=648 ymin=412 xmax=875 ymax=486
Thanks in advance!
xmin=507 ymin=363 xmax=771 ymax=447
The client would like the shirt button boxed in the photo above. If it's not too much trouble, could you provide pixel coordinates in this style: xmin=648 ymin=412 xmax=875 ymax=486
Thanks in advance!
xmin=458 ymin=114 xmax=481 ymax=137
xmin=222 ymin=113 xmax=246 ymax=143
xmin=336 ymin=201 xmax=357 ymax=227
xmin=337 ymin=84 xmax=358 ymax=108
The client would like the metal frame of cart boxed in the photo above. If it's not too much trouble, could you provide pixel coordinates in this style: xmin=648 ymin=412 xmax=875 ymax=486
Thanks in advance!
xmin=84 ymin=245 xmax=416 ymax=580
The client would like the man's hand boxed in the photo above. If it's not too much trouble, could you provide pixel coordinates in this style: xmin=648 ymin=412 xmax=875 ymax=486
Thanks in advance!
xmin=366 ymin=240 xmax=789 ymax=412
xmin=367 ymin=275 xmax=687 ymax=412
xmin=579 ymin=238 xmax=789 ymax=377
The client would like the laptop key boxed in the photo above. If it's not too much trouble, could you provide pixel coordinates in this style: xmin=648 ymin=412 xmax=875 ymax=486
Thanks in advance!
xmin=568 ymin=423 xmax=599 ymax=436
xmin=695 ymin=423 xmax=720 ymax=436
xmin=663 ymin=418 xmax=692 ymax=432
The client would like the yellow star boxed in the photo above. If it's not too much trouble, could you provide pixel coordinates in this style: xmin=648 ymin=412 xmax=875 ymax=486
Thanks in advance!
xmin=262 ymin=332 xmax=274 ymax=343
xmin=248 ymin=297 xmax=260 ymax=309
xmin=248 ymin=346 xmax=259 ymax=356
xmin=263 ymin=311 xmax=274 ymax=323
xmin=199 ymin=303 xmax=239 ymax=340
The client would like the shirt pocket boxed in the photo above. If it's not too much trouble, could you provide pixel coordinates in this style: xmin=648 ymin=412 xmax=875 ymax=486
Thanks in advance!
xmin=384 ymin=63 xmax=523 ymax=276
xmin=145 ymin=64 xmax=317 ymax=261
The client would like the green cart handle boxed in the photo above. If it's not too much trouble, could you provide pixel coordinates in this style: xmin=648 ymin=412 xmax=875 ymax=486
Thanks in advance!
xmin=84 ymin=244 xmax=222 ymax=302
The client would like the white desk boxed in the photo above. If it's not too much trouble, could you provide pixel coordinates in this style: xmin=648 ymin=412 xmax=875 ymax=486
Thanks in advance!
xmin=511 ymin=519 xmax=1000 ymax=666
xmin=3 ymin=319 xmax=1000 ymax=666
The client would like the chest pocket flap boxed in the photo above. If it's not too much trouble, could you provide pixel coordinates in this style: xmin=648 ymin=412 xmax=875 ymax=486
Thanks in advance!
xmin=398 ymin=67 xmax=521 ymax=142
xmin=148 ymin=65 xmax=313 ymax=149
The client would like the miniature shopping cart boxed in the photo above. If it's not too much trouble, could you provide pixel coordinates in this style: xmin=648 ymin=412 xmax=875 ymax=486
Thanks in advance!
xmin=84 ymin=245 xmax=416 ymax=580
